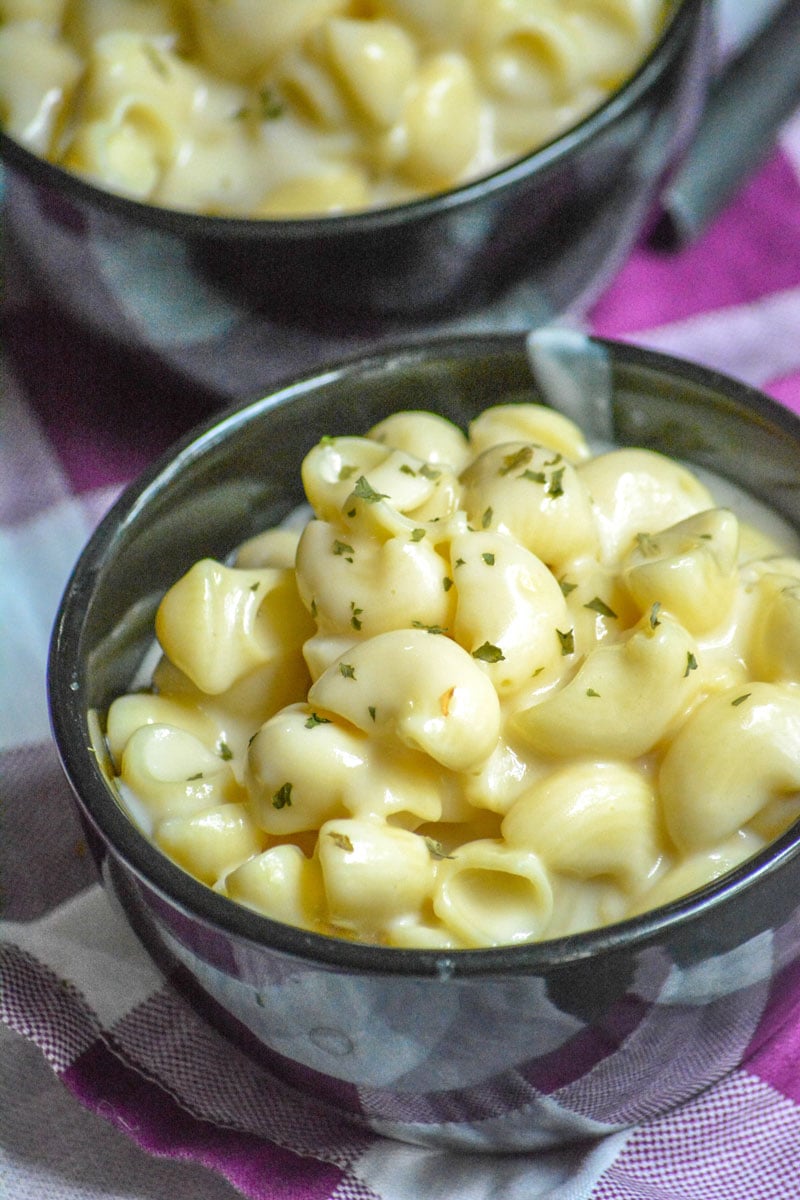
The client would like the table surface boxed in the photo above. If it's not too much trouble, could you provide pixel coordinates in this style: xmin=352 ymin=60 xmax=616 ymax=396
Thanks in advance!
xmin=3 ymin=11 xmax=800 ymax=1196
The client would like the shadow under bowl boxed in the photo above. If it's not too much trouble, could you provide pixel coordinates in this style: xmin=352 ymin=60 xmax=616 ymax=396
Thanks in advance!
xmin=48 ymin=331 xmax=800 ymax=1151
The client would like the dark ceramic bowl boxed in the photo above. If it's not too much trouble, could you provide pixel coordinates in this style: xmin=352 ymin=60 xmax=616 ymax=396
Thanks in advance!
xmin=49 ymin=333 xmax=800 ymax=1151
xmin=3 ymin=0 xmax=711 ymax=343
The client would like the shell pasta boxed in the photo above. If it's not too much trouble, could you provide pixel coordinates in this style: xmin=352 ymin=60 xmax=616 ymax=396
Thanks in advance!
xmin=104 ymin=401 xmax=800 ymax=948
xmin=2 ymin=0 xmax=665 ymax=215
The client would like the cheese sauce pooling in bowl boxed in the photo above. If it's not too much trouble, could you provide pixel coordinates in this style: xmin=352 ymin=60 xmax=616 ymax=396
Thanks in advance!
xmin=103 ymin=401 xmax=800 ymax=949
xmin=2 ymin=0 xmax=666 ymax=216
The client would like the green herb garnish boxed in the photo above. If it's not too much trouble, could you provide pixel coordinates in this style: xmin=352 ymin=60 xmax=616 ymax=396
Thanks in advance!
xmin=584 ymin=596 xmax=618 ymax=619
xmin=143 ymin=44 xmax=169 ymax=78
xmin=272 ymin=782 xmax=293 ymax=809
xmin=499 ymin=447 xmax=533 ymax=475
xmin=353 ymin=475 xmax=389 ymax=503
xmin=472 ymin=641 xmax=505 ymax=663
xmin=636 ymin=532 xmax=661 ymax=557
xmin=556 ymin=628 xmax=575 ymax=655
xmin=547 ymin=466 xmax=566 ymax=498
xmin=236 ymin=85 xmax=285 ymax=121
xmin=255 ymin=85 xmax=285 ymax=119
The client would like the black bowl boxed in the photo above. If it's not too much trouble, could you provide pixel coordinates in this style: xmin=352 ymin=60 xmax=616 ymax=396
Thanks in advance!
xmin=49 ymin=333 xmax=800 ymax=1151
xmin=3 ymin=0 xmax=711 ymax=341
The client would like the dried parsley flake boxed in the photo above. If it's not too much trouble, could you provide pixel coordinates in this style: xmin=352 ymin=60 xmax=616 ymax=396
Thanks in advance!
xmin=272 ymin=782 xmax=293 ymax=809
xmin=472 ymin=641 xmax=505 ymax=663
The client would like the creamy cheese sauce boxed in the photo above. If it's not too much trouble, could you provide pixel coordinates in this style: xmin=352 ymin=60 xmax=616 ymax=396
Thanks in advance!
xmin=102 ymin=403 xmax=800 ymax=947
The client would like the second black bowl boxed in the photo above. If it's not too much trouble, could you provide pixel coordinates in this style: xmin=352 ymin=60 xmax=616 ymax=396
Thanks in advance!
xmin=2 ymin=0 xmax=711 ymax=336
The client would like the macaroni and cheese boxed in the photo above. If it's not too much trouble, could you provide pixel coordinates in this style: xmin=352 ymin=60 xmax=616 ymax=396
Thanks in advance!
xmin=2 ymin=0 xmax=666 ymax=215
xmin=103 ymin=401 xmax=800 ymax=949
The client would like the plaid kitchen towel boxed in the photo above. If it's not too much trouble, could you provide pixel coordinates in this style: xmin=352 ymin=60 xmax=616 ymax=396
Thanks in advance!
xmin=3 ymin=87 xmax=800 ymax=1200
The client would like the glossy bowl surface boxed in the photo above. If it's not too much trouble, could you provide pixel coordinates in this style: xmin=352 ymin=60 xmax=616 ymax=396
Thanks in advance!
xmin=49 ymin=333 xmax=800 ymax=1151
xmin=3 ymin=0 xmax=711 ymax=347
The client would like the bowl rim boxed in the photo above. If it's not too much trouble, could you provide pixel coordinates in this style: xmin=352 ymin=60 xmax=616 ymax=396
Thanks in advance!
xmin=3 ymin=0 xmax=703 ymax=240
xmin=48 ymin=331 xmax=800 ymax=979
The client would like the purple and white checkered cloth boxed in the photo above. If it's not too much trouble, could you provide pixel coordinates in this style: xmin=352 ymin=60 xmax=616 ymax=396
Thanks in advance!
xmin=4 ymin=58 xmax=800 ymax=1200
